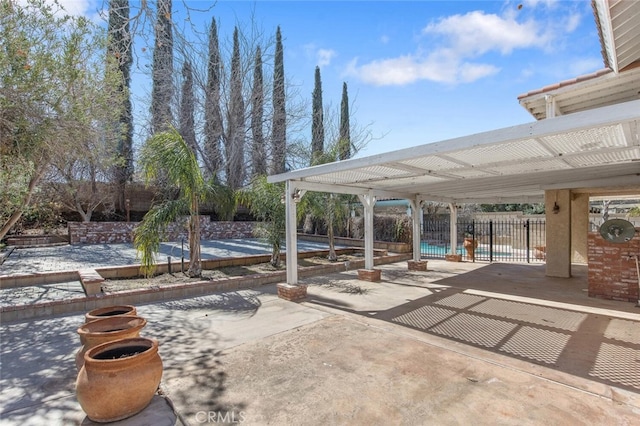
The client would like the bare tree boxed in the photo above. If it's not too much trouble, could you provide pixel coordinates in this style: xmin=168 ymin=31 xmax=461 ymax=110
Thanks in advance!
xmin=45 ymin=150 xmax=118 ymax=223
xmin=0 ymin=0 xmax=123 ymax=238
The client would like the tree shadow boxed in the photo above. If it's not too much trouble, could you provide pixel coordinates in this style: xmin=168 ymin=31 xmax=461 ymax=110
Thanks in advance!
xmin=0 ymin=314 xmax=82 ymax=424
xmin=0 ymin=289 xmax=268 ymax=424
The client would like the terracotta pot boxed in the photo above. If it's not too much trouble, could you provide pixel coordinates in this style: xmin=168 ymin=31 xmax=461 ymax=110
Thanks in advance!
xmin=76 ymin=316 xmax=147 ymax=370
xmin=76 ymin=337 xmax=163 ymax=423
xmin=85 ymin=305 xmax=137 ymax=323
xmin=463 ymin=238 xmax=478 ymax=260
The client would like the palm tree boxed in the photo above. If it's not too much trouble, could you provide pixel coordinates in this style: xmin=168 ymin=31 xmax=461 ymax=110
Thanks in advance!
xmin=298 ymin=148 xmax=351 ymax=261
xmin=134 ymin=127 xmax=235 ymax=277
xmin=238 ymin=176 xmax=285 ymax=267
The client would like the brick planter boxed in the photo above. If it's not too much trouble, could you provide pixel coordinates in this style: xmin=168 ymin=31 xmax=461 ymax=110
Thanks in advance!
xmin=407 ymin=260 xmax=428 ymax=271
xmin=277 ymin=283 xmax=308 ymax=302
xmin=357 ymin=268 xmax=381 ymax=282
xmin=445 ymin=254 xmax=462 ymax=262
xmin=588 ymin=231 xmax=639 ymax=302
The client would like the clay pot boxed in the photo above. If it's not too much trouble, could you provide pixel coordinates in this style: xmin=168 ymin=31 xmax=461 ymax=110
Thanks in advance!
xmin=85 ymin=305 xmax=137 ymax=323
xmin=76 ymin=316 xmax=147 ymax=370
xmin=76 ymin=337 xmax=163 ymax=423
xmin=463 ymin=238 xmax=478 ymax=260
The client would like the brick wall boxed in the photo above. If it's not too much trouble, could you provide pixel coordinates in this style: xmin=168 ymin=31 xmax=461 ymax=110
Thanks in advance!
xmin=68 ymin=217 xmax=257 ymax=244
xmin=587 ymin=230 xmax=639 ymax=302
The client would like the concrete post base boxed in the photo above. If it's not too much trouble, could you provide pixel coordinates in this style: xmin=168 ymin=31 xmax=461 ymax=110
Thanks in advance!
xmin=445 ymin=254 xmax=462 ymax=262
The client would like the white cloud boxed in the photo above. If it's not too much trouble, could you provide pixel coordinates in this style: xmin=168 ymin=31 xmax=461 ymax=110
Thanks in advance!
xmin=346 ymin=10 xmax=540 ymax=86
xmin=345 ymin=52 xmax=499 ymax=86
xmin=522 ymin=0 xmax=559 ymax=9
xmin=317 ymin=49 xmax=336 ymax=67
xmin=458 ymin=62 xmax=501 ymax=83
xmin=564 ymin=12 xmax=581 ymax=33
xmin=17 ymin=0 xmax=103 ymax=21
xmin=19 ymin=0 xmax=97 ymax=16
xmin=303 ymin=44 xmax=337 ymax=67
xmin=422 ymin=11 xmax=549 ymax=55
xmin=57 ymin=0 xmax=94 ymax=16
xmin=380 ymin=35 xmax=390 ymax=44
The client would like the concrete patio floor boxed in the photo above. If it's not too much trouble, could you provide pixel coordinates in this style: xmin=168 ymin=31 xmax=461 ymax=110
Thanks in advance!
xmin=1 ymin=260 xmax=639 ymax=425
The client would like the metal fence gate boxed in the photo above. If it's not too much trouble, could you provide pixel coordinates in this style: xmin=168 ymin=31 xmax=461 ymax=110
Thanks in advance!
xmin=421 ymin=218 xmax=546 ymax=263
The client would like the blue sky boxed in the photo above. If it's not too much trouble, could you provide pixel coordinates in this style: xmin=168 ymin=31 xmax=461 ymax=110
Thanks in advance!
xmin=61 ymin=0 xmax=603 ymax=159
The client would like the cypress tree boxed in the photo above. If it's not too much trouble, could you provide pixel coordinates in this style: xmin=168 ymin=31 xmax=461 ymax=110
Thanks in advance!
xmin=107 ymin=0 xmax=133 ymax=212
xmin=226 ymin=27 xmax=245 ymax=190
xmin=179 ymin=61 xmax=197 ymax=156
xmin=204 ymin=18 xmax=223 ymax=179
xmin=251 ymin=46 xmax=266 ymax=176
xmin=339 ymin=82 xmax=351 ymax=160
xmin=271 ymin=26 xmax=286 ymax=174
xmin=311 ymin=65 xmax=324 ymax=165
xmin=151 ymin=0 xmax=173 ymax=134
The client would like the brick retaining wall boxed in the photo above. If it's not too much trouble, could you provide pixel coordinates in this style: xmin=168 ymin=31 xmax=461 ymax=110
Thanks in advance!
xmin=587 ymin=230 xmax=639 ymax=302
xmin=68 ymin=217 xmax=257 ymax=244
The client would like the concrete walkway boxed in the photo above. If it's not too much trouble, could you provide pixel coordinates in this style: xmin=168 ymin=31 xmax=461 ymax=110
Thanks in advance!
xmin=1 ymin=261 xmax=639 ymax=425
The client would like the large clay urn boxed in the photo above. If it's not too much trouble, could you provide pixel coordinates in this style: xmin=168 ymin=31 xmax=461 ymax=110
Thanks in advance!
xmin=76 ymin=337 xmax=163 ymax=423
xmin=76 ymin=316 xmax=147 ymax=370
xmin=85 ymin=305 xmax=137 ymax=323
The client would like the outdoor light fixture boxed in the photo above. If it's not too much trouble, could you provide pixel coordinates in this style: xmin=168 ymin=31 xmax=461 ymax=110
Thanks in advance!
xmin=552 ymin=192 xmax=560 ymax=214
xmin=280 ymin=189 xmax=304 ymax=204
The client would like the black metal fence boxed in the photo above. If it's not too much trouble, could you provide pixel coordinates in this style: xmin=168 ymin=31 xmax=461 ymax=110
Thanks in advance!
xmin=421 ymin=218 xmax=546 ymax=263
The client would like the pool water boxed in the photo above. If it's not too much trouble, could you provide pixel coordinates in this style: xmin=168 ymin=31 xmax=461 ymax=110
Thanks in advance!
xmin=420 ymin=242 xmax=512 ymax=258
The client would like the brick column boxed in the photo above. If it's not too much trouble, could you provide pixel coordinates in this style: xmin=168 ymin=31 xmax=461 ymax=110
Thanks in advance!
xmin=277 ymin=283 xmax=307 ymax=302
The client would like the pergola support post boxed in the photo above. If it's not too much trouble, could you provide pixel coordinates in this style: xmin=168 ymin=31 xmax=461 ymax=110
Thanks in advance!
xmin=357 ymin=193 xmax=380 ymax=282
xmin=285 ymin=180 xmax=298 ymax=285
xmin=446 ymin=203 xmax=462 ymax=262
xmin=408 ymin=199 xmax=428 ymax=271
xmin=278 ymin=180 xmax=308 ymax=302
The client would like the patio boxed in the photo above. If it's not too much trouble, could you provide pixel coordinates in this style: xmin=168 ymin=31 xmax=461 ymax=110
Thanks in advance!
xmin=1 ymin=260 xmax=638 ymax=425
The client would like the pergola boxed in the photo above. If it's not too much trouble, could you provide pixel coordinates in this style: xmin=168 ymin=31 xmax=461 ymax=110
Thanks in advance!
xmin=268 ymin=99 xmax=640 ymax=285
xmin=268 ymin=0 xmax=640 ymax=287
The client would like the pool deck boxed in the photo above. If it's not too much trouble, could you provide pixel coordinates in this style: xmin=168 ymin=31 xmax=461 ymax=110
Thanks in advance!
xmin=1 ymin=260 xmax=639 ymax=425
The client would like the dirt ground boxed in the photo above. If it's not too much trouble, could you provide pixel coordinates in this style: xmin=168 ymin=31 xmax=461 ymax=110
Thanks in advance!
xmin=101 ymin=255 xmax=359 ymax=293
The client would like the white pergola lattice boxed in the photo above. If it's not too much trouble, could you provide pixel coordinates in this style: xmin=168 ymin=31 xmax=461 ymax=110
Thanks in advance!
xmin=268 ymin=100 xmax=640 ymax=285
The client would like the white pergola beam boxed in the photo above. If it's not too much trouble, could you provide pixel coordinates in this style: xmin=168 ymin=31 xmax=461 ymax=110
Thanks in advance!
xmin=542 ymin=174 xmax=640 ymax=190
xmin=268 ymin=100 xmax=640 ymax=186
xmin=291 ymin=180 xmax=414 ymax=200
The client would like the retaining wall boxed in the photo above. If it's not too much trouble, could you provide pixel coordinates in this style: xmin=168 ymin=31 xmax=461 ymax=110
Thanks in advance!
xmin=68 ymin=218 xmax=257 ymax=244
